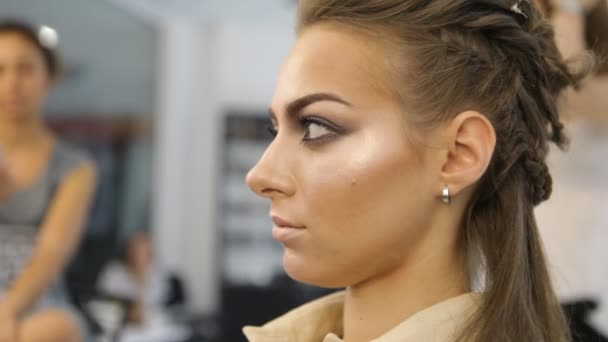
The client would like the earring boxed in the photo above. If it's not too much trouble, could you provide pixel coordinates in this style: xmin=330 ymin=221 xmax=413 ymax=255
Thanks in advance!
xmin=442 ymin=185 xmax=451 ymax=205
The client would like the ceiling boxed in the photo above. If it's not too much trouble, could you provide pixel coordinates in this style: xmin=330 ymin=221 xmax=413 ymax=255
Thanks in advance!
xmin=106 ymin=0 xmax=297 ymax=24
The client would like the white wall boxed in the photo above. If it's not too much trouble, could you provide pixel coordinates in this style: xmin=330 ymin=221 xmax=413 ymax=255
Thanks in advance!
xmin=154 ymin=18 xmax=222 ymax=313
xmin=217 ymin=22 xmax=295 ymax=110
xmin=153 ymin=15 xmax=295 ymax=313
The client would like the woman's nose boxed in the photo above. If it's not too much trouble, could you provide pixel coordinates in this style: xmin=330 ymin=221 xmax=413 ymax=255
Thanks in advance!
xmin=246 ymin=140 xmax=296 ymax=200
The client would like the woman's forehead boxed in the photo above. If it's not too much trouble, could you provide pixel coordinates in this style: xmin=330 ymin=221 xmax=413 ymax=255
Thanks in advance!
xmin=272 ymin=24 xmax=397 ymax=110
xmin=0 ymin=33 xmax=39 ymax=57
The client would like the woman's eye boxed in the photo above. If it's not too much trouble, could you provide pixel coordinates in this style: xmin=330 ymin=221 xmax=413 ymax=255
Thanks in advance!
xmin=304 ymin=121 xmax=332 ymax=141
xmin=265 ymin=116 xmax=342 ymax=144
xmin=265 ymin=124 xmax=278 ymax=138
xmin=301 ymin=117 xmax=341 ymax=143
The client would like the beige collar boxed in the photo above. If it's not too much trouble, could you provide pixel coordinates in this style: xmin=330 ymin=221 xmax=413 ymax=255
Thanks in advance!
xmin=243 ymin=291 xmax=481 ymax=342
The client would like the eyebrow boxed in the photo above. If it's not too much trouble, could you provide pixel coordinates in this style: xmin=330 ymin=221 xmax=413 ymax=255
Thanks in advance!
xmin=268 ymin=92 xmax=352 ymax=121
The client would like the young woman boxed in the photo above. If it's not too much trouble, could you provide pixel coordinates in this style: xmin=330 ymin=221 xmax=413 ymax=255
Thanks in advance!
xmin=244 ymin=0 xmax=586 ymax=341
xmin=0 ymin=20 xmax=96 ymax=342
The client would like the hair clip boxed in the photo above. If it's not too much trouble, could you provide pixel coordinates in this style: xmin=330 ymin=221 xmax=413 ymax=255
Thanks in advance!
xmin=510 ymin=0 xmax=529 ymax=19
xmin=38 ymin=25 xmax=59 ymax=48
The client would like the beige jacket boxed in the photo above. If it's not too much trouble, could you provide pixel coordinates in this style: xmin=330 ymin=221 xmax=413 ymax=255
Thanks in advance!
xmin=243 ymin=292 xmax=480 ymax=342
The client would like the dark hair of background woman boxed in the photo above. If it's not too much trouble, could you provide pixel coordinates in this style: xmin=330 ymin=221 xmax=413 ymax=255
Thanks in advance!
xmin=0 ymin=19 xmax=62 ymax=79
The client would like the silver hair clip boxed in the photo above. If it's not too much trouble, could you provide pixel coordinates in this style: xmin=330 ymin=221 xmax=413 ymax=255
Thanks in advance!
xmin=510 ymin=0 xmax=529 ymax=19
xmin=38 ymin=25 xmax=59 ymax=49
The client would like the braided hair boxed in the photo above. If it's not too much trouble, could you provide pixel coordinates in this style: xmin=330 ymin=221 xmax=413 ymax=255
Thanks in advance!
xmin=298 ymin=1 xmax=589 ymax=341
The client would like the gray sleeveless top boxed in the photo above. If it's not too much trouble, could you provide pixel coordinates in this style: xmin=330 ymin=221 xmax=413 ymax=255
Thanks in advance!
xmin=0 ymin=140 xmax=90 ymax=303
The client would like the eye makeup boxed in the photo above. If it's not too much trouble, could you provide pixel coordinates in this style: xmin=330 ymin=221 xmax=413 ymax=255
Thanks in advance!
xmin=299 ymin=115 xmax=345 ymax=145
xmin=265 ymin=114 xmax=347 ymax=146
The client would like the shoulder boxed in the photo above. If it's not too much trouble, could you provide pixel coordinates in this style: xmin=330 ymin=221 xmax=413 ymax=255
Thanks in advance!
xmin=54 ymin=139 xmax=92 ymax=166
xmin=50 ymin=139 xmax=96 ymax=185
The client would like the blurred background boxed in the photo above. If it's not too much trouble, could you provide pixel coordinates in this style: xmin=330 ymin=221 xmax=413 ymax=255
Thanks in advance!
xmin=0 ymin=0 xmax=606 ymax=341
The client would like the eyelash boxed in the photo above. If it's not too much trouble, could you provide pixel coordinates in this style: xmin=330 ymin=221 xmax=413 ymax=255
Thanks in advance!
xmin=266 ymin=124 xmax=278 ymax=138
xmin=265 ymin=116 xmax=342 ymax=144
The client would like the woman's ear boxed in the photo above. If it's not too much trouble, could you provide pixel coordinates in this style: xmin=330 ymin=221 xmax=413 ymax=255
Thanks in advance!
xmin=440 ymin=111 xmax=496 ymax=197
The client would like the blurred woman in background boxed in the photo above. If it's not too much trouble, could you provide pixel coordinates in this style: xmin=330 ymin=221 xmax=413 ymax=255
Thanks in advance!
xmin=0 ymin=20 xmax=96 ymax=342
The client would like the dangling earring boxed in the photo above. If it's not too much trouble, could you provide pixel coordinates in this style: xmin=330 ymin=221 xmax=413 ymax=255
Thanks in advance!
xmin=442 ymin=185 xmax=451 ymax=205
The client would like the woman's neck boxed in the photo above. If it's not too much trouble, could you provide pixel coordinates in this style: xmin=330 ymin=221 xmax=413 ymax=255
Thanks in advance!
xmin=0 ymin=118 xmax=47 ymax=151
xmin=342 ymin=235 xmax=469 ymax=342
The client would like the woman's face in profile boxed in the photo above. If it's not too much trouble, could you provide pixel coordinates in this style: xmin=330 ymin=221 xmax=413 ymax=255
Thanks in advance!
xmin=0 ymin=32 xmax=50 ymax=121
xmin=247 ymin=24 xmax=442 ymax=288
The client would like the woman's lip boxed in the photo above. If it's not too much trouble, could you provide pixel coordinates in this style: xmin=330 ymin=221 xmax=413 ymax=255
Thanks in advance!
xmin=272 ymin=226 xmax=305 ymax=242
xmin=271 ymin=215 xmax=305 ymax=229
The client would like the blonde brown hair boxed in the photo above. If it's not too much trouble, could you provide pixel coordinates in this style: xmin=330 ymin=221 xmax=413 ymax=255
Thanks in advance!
xmin=297 ymin=1 xmax=587 ymax=341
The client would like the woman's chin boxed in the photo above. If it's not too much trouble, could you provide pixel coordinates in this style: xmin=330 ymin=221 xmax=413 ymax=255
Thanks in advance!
xmin=282 ymin=249 xmax=348 ymax=289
